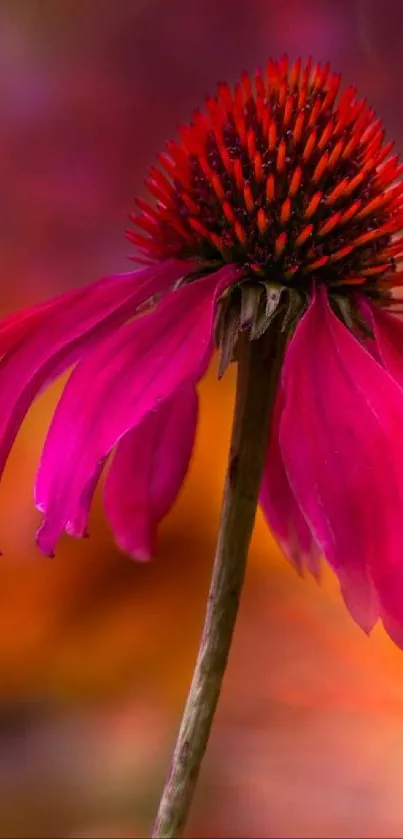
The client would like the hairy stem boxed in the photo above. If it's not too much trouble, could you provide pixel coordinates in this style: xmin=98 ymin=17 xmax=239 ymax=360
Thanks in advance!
xmin=152 ymin=326 xmax=286 ymax=838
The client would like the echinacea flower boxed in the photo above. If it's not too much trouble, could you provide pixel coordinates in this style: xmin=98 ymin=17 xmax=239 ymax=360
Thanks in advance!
xmin=4 ymin=56 xmax=403 ymax=645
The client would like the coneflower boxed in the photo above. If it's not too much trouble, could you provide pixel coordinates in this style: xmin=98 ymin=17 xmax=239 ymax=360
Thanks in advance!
xmin=3 ymin=56 xmax=403 ymax=837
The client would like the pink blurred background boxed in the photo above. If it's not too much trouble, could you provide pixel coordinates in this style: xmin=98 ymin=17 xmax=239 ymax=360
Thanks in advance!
xmin=2 ymin=0 xmax=403 ymax=836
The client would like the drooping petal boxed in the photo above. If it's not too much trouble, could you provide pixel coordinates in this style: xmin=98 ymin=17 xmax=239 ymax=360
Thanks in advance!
xmin=279 ymin=289 xmax=403 ymax=641
xmin=0 ymin=301 xmax=57 ymax=354
xmin=260 ymin=390 xmax=320 ymax=577
xmin=65 ymin=458 xmax=107 ymax=539
xmin=36 ymin=264 xmax=239 ymax=555
xmin=0 ymin=260 xmax=192 ymax=496
xmin=103 ymin=384 xmax=198 ymax=560
xmin=369 ymin=302 xmax=403 ymax=388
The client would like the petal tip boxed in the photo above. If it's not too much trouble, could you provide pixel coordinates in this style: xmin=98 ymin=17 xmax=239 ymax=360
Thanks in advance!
xmin=36 ymin=523 xmax=57 ymax=558
xmin=382 ymin=613 xmax=403 ymax=650
xmin=65 ymin=520 xmax=90 ymax=539
xmin=126 ymin=544 xmax=154 ymax=563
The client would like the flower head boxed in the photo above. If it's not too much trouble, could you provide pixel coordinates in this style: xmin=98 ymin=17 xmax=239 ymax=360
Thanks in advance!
xmin=129 ymin=55 xmax=403 ymax=296
xmin=4 ymin=57 xmax=403 ymax=645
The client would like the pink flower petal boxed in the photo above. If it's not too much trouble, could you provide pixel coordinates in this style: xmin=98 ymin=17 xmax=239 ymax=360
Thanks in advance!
xmin=0 ymin=260 xmax=192 ymax=499
xmin=104 ymin=384 xmax=198 ymax=560
xmin=260 ymin=390 xmax=320 ymax=577
xmin=369 ymin=302 xmax=403 ymax=388
xmin=36 ymin=265 xmax=239 ymax=555
xmin=279 ymin=289 xmax=403 ymax=640
xmin=65 ymin=459 xmax=107 ymax=539
xmin=0 ymin=302 xmax=56 ymax=353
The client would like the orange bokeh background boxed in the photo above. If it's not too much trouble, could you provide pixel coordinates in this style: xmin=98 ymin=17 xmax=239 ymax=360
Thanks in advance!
xmin=2 ymin=1 xmax=403 ymax=836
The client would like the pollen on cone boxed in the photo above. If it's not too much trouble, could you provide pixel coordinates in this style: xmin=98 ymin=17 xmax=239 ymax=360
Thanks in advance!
xmin=280 ymin=199 xmax=292 ymax=225
xmin=266 ymin=174 xmax=275 ymax=202
xmin=318 ymin=212 xmax=341 ymax=237
xmin=268 ymin=120 xmax=277 ymax=151
xmin=304 ymin=192 xmax=322 ymax=219
xmin=275 ymin=232 xmax=287 ymax=257
xmin=277 ymin=140 xmax=286 ymax=173
xmin=340 ymin=201 xmax=361 ymax=224
xmin=326 ymin=180 xmax=348 ymax=205
xmin=295 ymin=225 xmax=313 ymax=246
xmin=257 ymin=208 xmax=268 ymax=235
xmin=244 ymin=185 xmax=254 ymax=214
xmin=254 ymin=152 xmax=264 ymax=182
xmin=289 ymin=167 xmax=302 ymax=197
xmin=303 ymin=130 xmax=316 ymax=162
xmin=293 ymin=112 xmax=304 ymax=144
xmin=312 ymin=152 xmax=329 ymax=182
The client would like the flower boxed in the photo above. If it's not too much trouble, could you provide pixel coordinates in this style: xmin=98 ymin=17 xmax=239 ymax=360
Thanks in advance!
xmin=4 ymin=56 xmax=403 ymax=644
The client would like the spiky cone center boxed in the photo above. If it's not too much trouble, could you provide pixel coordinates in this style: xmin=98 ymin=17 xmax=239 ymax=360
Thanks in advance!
xmin=129 ymin=56 xmax=403 ymax=301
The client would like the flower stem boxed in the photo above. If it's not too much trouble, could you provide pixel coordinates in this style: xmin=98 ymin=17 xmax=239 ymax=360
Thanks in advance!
xmin=152 ymin=326 xmax=286 ymax=838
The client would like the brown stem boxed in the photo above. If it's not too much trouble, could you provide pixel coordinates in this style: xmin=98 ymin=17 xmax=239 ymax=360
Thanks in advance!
xmin=152 ymin=325 xmax=286 ymax=838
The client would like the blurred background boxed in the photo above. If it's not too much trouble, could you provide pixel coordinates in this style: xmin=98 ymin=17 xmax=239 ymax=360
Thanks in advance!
xmin=1 ymin=0 xmax=403 ymax=836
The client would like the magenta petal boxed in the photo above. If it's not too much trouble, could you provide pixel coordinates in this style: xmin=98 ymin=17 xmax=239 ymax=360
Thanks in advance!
xmin=278 ymin=289 xmax=403 ymax=638
xmin=36 ymin=265 xmax=238 ymax=555
xmin=103 ymin=384 xmax=198 ymax=560
xmin=0 ymin=260 xmax=191 ymax=499
xmin=65 ymin=458 xmax=108 ymax=540
xmin=0 ymin=302 xmax=57 ymax=354
xmin=260 ymin=390 xmax=320 ymax=577
xmin=369 ymin=302 xmax=403 ymax=388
